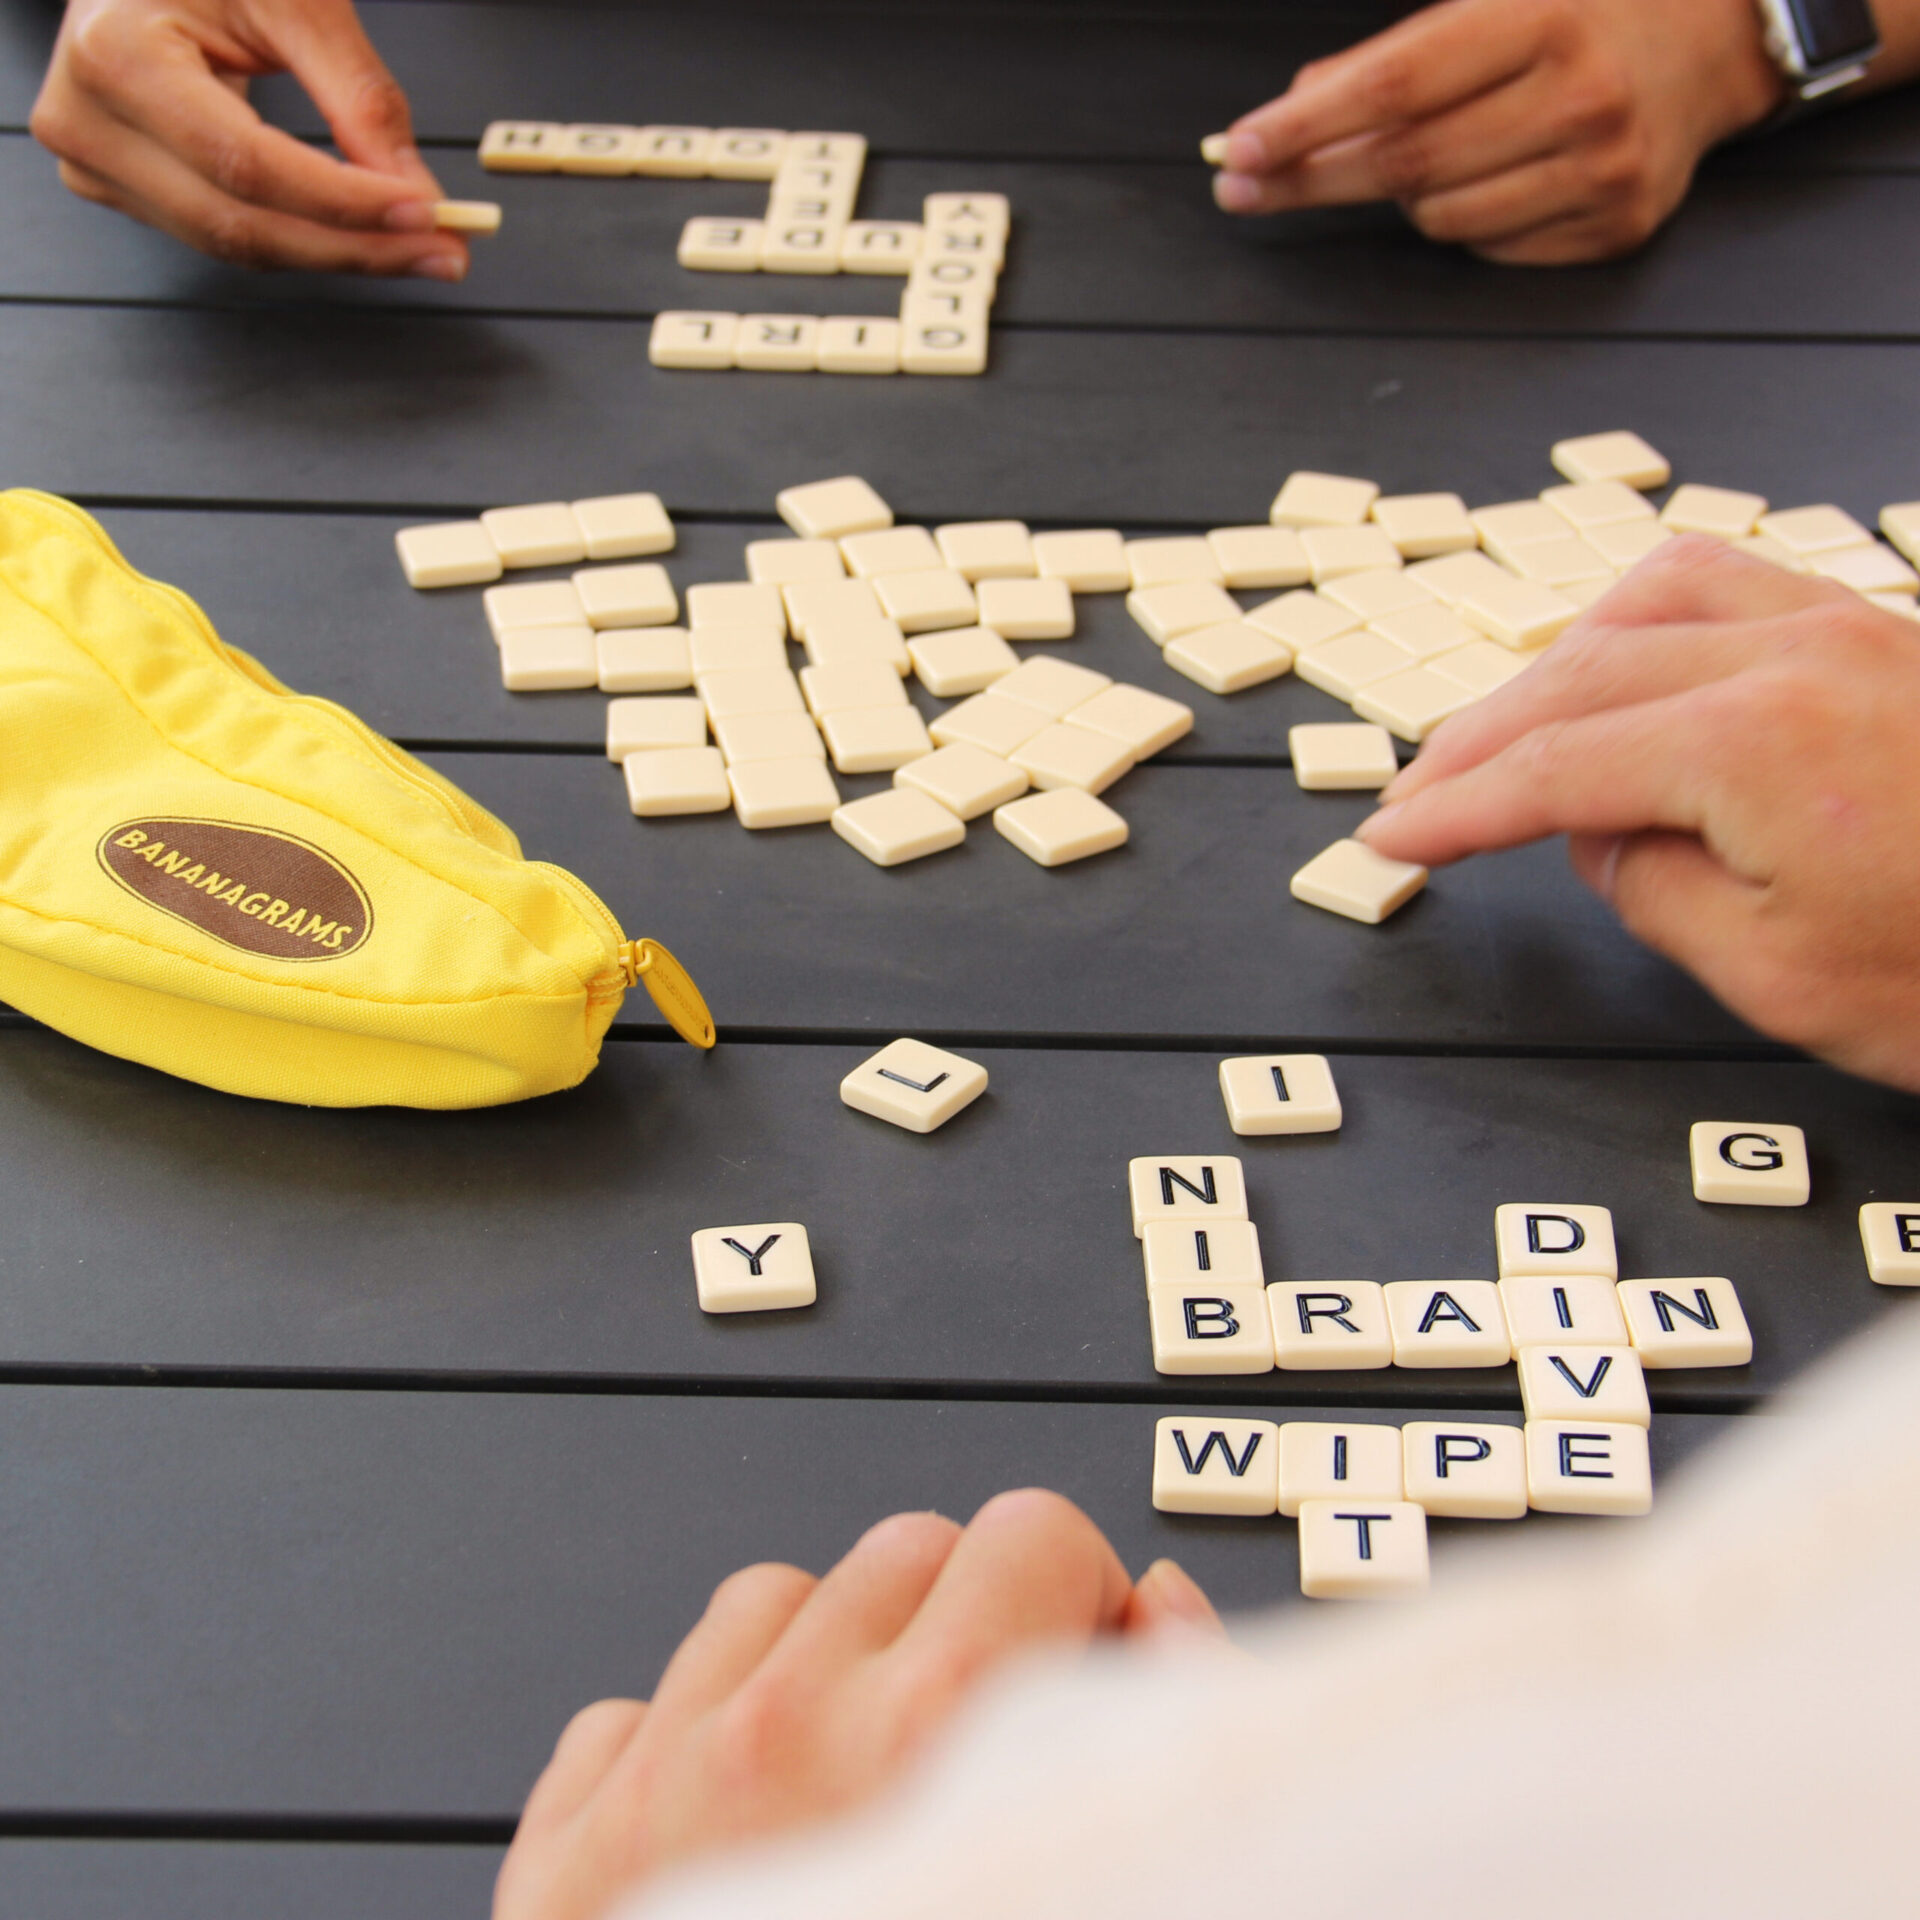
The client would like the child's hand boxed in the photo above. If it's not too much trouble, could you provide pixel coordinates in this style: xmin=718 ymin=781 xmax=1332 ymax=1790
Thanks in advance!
xmin=31 ymin=0 xmax=468 ymax=277
xmin=492 ymin=1492 xmax=1220 ymax=1920
xmin=1211 ymin=0 xmax=1783 ymax=263
xmin=1359 ymin=537 xmax=1920 ymax=1091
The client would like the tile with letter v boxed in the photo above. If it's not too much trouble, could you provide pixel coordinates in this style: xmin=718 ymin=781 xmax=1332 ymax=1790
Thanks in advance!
xmin=839 ymin=1038 xmax=988 ymax=1134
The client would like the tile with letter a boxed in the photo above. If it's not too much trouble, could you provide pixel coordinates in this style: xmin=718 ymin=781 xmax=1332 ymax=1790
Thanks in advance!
xmin=625 ymin=746 xmax=731 ymax=817
xmin=1499 ymin=1274 xmax=1629 ymax=1349
xmin=1401 ymin=1422 xmax=1527 ymax=1519
xmin=1526 ymin=1420 xmax=1652 ymax=1515
xmin=776 ymin=476 xmax=893 ymax=541
xmin=1278 ymin=1422 xmax=1404 ymax=1516
xmin=895 ymin=743 xmax=1028 ymax=821
xmin=1289 ymin=839 xmax=1427 ymax=925
xmin=1494 ymin=1203 xmax=1617 ymax=1279
xmin=1267 ymin=1281 xmax=1392 ymax=1370
xmin=1218 ymin=1054 xmax=1341 ymax=1135
xmin=1617 ymin=1278 xmax=1752 ymax=1368
xmin=1142 ymin=1217 xmax=1264 ymax=1291
xmin=1518 ymin=1345 xmax=1649 ymax=1427
xmin=840 ymin=1037 xmax=986 ymax=1132
xmin=650 ymin=312 xmax=739 ymax=369
xmin=1861 ymin=1202 xmax=1920 ymax=1285
xmin=691 ymin=1223 xmax=816 ymax=1314
xmin=1128 ymin=1155 xmax=1249 ymax=1236
xmin=1690 ymin=1121 xmax=1810 ymax=1206
xmin=1152 ymin=1417 xmax=1279 ymax=1517
xmin=1384 ymin=1281 xmax=1511 ymax=1368
xmin=1297 ymin=1501 xmax=1428 ymax=1599
xmin=992 ymin=788 xmax=1127 ymax=866
xmin=1148 ymin=1284 xmax=1274 ymax=1375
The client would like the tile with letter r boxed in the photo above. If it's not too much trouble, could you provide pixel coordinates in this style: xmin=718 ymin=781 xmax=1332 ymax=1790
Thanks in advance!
xmin=840 ymin=1038 xmax=986 ymax=1134
xmin=1267 ymin=1280 xmax=1392 ymax=1369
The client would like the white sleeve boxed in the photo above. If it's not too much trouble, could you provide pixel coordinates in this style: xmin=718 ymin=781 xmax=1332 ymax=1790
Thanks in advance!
xmin=623 ymin=1303 xmax=1920 ymax=1920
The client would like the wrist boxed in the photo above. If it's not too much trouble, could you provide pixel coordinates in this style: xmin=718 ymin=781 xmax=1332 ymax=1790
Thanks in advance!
xmin=1708 ymin=0 xmax=1794 ymax=139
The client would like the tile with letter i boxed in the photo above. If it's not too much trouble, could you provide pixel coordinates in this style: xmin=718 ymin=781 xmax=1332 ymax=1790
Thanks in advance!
xmin=1617 ymin=1278 xmax=1752 ymax=1368
xmin=1141 ymin=1218 xmax=1264 ymax=1291
xmin=1384 ymin=1281 xmax=1512 ymax=1368
xmin=839 ymin=1038 xmax=986 ymax=1133
xmin=1401 ymin=1422 xmax=1527 ymax=1519
xmin=1518 ymin=1345 xmax=1649 ymax=1426
xmin=1267 ymin=1281 xmax=1393 ymax=1369
xmin=1277 ymin=1421 xmax=1402 ymax=1514
xmin=1499 ymin=1274 xmax=1629 ymax=1348
xmin=1218 ymin=1054 xmax=1341 ymax=1135
xmin=690 ymin=1223 xmax=816 ymax=1313
xmin=1494 ymin=1203 xmax=1617 ymax=1280
xmin=1861 ymin=1202 xmax=1920 ymax=1285
xmin=1689 ymin=1121 xmax=1810 ymax=1206
xmin=1297 ymin=1501 xmax=1429 ymax=1598
xmin=1148 ymin=1283 xmax=1274 ymax=1375
xmin=1525 ymin=1420 xmax=1652 ymax=1515
xmin=1127 ymin=1156 xmax=1248 ymax=1236
xmin=1151 ymin=1417 xmax=1280 ymax=1516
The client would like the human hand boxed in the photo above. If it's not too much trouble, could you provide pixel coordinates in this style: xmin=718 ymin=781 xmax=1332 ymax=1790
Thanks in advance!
xmin=492 ymin=1491 xmax=1222 ymax=1920
xmin=31 ymin=0 xmax=468 ymax=277
xmin=1209 ymin=0 xmax=1784 ymax=263
xmin=1357 ymin=537 xmax=1920 ymax=1091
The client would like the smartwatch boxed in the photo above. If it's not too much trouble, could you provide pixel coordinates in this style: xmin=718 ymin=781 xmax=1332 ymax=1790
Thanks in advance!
xmin=1755 ymin=0 xmax=1882 ymax=106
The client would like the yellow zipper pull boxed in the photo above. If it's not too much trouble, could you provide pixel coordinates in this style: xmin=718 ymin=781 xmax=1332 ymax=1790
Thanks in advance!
xmin=620 ymin=938 xmax=716 ymax=1049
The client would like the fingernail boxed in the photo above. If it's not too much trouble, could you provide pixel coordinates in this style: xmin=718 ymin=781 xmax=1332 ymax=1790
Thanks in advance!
xmin=1145 ymin=1559 xmax=1218 ymax=1628
xmin=1225 ymin=129 xmax=1267 ymax=171
xmin=1200 ymin=132 xmax=1231 ymax=166
xmin=1354 ymin=801 xmax=1401 ymax=842
xmin=1213 ymin=172 xmax=1263 ymax=213
xmin=411 ymin=251 xmax=467 ymax=282
xmin=384 ymin=200 xmax=435 ymax=231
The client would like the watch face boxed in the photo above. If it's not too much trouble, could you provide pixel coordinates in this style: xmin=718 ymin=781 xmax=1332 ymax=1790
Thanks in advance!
xmin=1783 ymin=0 xmax=1879 ymax=67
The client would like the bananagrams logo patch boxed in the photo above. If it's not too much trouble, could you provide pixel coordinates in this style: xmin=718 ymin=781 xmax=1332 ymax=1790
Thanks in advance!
xmin=97 ymin=818 xmax=373 ymax=961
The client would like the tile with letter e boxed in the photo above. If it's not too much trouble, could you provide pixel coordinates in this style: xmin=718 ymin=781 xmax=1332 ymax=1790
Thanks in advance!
xmin=499 ymin=626 xmax=598 ymax=691
xmin=395 ymin=520 xmax=500 ymax=589
xmin=1142 ymin=1217 xmax=1264 ymax=1290
xmin=649 ymin=312 xmax=739 ymax=369
xmin=840 ymin=1037 xmax=985 ymax=1131
xmin=1148 ymin=1284 xmax=1274 ymax=1375
xmin=817 ymin=318 xmax=902 ymax=375
xmin=1290 ymin=839 xmax=1427 ymax=925
xmin=1689 ymin=1121 xmax=1809 ymax=1206
xmin=936 ymin=520 xmax=1034 ymax=582
xmin=1401 ymin=1422 xmax=1526 ymax=1519
xmin=1499 ymin=1274 xmax=1629 ymax=1349
xmin=1270 ymin=471 xmax=1379 ymax=528
xmin=1518 ymin=1345 xmax=1649 ymax=1426
xmin=976 ymin=577 xmax=1074 ymax=640
xmin=1549 ymin=430 xmax=1670 ymax=490
xmin=1495 ymin=1202 xmax=1617 ymax=1279
xmin=831 ymin=787 xmax=963 ymax=867
xmin=1164 ymin=622 xmax=1291 ymax=695
xmin=776 ymin=476 xmax=893 ymax=541
xmin=1268 ymin=1281 xmax=1392 ymax=1370
xmin=1127 ymin=1155 xmax=1248 ymax=1236
xmin=574 ymin=492 xmax=674 ymax=561
xmin=1289 ymin=722 xmax=1398 ymax=792
xmin=1297 ymin=1501 xmax=1428 ymax=1598
xmin=1861 ymin=1202 xmax=1920 ymax=1285
xmin=1618 ymin=1278 xmax=1752 ymax=1368
xmin=1384 ymin=1281 xmax=1511 ymax=1367
xmin=1278 ymin=1422 xmax=1403 ymax=1515
xmin=1152 ymin=1417 xmax=1279 ymax=1517
xmin=1526 ymin=1420 xmax=1651 ymax=1515
xmin=1067 ymin=684 xmax=1192 ymax=760
xmin=993 ymin=788 xmax=1126 ymax=866
xmin=821 ymin=705 xmax=933 ymax=774
xmin=895 ymin=743 xmax=1028 ymax=821
xmin=624 ymin=746 xmax=731 ymax=816
xmin=599 ymin=628 xmax=692 ymax=693
xmin=907 ymin=626 xmax=1019 ymax=697
xmin=1218 ymin=1054 xmax=1341 ymax=1135
xmin=729 ymin=756 xmax=839 ymax=828
xmin=691 ymin=1223 xmax=816 ymax=1314
xmin=1031 ymin=529 xmax=1130 ymax=592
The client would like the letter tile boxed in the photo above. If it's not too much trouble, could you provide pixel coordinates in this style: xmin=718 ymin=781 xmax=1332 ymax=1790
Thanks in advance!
xmin=757 ymin=222 xmax=843 ymax=274
xmin=1499 ymin=1274 xmax=1629 ymax=1349
xmin=1454 ymin=570 xmax=1581 ymax=649
xmin=1162 ymin=621 xmax=1292 ymax=694
xmin=1278 ymin=1421 xmax=1403 ymax=1515
xmin=1617 ymin=1278 xmax=1753 ymax=1368
xmin=1428 ymin=640 xmax=1534 ymax=699
xmin=1128 ymin=1155 xmax=1250 ymax=1235
xmin=875 ymin=568 xmax=978 ymax=632
xmin=935 ymin=520 xmax=1035 ymax=581
xmin=800 ymin=660 xmax=908 ymax=718
xmin=624 ymin=746 xmax=732 ymax=816
xmin=1268 ymin=1281 xmax=1393 ymax=1369
xmin=1031 ymin=529 xmax=1131 ymax=592
xmin=993 ymin=655 xmax=1112 ymax=717
xmin=697 ymin=667 xmax=805 ymax=719
xmin=395 ymin=520 xmax=501 ymax=589
xmin=1207 ymin=525 xmax=1311 ymax=589
xmin=678 ymin=216 xmax=765 ymax=271
xmin=1384 ymin=1281 xmax=1511 ymax=1368
xmin=708 ymin=128 xmax=789 ymax=179
xmin=557 ymin=124 xmax=639 ymax=174
xmin=1066 ymin=684 xmax=1193 ymax=759
xmin=1548 ymin=431 xmax=1670 ymax=490
xmin=481 ymin=501 xmax=586 ymax=569
xmin=1659 ymin=483 xmax=1765 ymax=539
xmin=839 ymin=1036 xmax=985 ymax=1129
xmin=822 ymin=705 xmax=934 ymax=773
xmin=976 ymin=576 xmax=1075 ymax=640
xmin=804 ymin=621 xmax=912 ymax=675
xmin=1270 ymin=471 xmax=1381 ymax=528
xmin=606 ymin=695 xmax=706 ymax=759
xmin=631 ymin=125 xmax=713 ymax=175
xmin=776 ymin=476 xmax=893 ymax=541
xmin=831 ymin=786 xmax=964 ymax=865
xmin=648 ymin=311 xmax=739 ymax=369
xmin=817 ymin=317 xmax=902 ymax=375
xmin=1471 ymin=500 xmax=1571 ymax=553
xmin=1301 ymin=525 xmax=1403 ymax=583
xmin=1401 ymin=1422 xmax=1527 ymax=1520
xmin=747 ymin=538 xmax=846 ymax=587
xmin=1244 ymin=589 xmax=1363 ymax=651
xmin=1860 ymin=1201 xmax=1920 ymax=1285
xmin=479 ymin=121 xmax=564 ymax=171
xmin=599 ymin=627 xmax=692 ymax=693
xmin=1755 ymin=504 xmax=1874 ymax=557
xmin=1408 ymin=548 xmax=1515 ymax=608
xmin=1292 ymin=631 xmax=1412 ymax=701
xmin=687 ymin=581 xmax=787 ymax=634
xmin=1880 ymin=503 xmax=1920 ymax=565
xmin=691 ymin=1223 xmax=815 ymax=1313
xmin=481 ymin=583 xmax=584 ymax=647
xmin=1218 ymin=1054 xmax=1341 ymax=1135
xmin=842 ymin=525 xmax=944 ymax=578
xmin=711 ymin=711 xmax=825 ymax=766
xmin=573 ymin=492 xmax=674 ymax=561
xmin=1352 ymin=666 xmax=1476 ymax=744
xmin=1321 ymin=569 xmax=1434 ymax=622
xmin=896 ymin=742 xmax=1028 ymax=820
xmin=1517 ymin=1345 xmax=1649 ymax=1426
xmin=1689 ymin=1121 xmax=1810 ymax=1206
xmin=1507 ymin=536 xmax=1611 ymax=589
xmin=729 ymin=756 xmax=840 ymax=828
xmin=1011 ymin=723 xmax=1133 ymax=795
xmin=1288 ymin=722 xmax=1398 ymax=791
xmin=736 ymin=315 xmax=823 ymax=369
xmin=1126 ymin=581 xmax=1242 ymax=645
xmin=906 ymin=626 xmax=1020 ymax=696
xmin=1541 ymin=480 xmax=1656 ymax=531
xmin=898 ymin=319 xmax=989 ymax=377
xmin=929 ymin=692 xmax=1048 ymax=757
xmin=992 ymin=787 xmax=1128 ymax=865
xmin=498 ymin=625 xmax=598 ymax=691
xmin=1297 ymin=1500 xmax=1428 ymax=1598
xmin=689 ymin=629 xmax=787 ymax=677
xmin=1289 ymin=839 xmax=1428 ymax=924
xmin=1142 ymin=1218 xmax=1264 ymax=1290
xmin=1494 ymin=1203 xmax=1617 ymax=1279
xmin=574 ymin=562 xmax=678 ymax=629
xmin=1809 ymin=542 xmax=1920 ymax=595
xmin=1525 ymin=1420 xmax=1652 ymax=1515
xmin=1152 ymin=1417 xmax=1280 ymax=1517
xmin=922 ymin=191 xmax=1012 ymax=237
xmin=1149 ymin=1284 xmax=1274 ymax=1375
xmin=783 ymin=577 xmax=886 ymax=642
xmin=1370 ymin=491 xmax=1477 ymax=558
xmin=1585 ymin=519 xmax=1673 ymax=570
xmin=1126 ymin=536 xmax=1224 ymax=589
xmin=840 ymin=221 xmax=923 ymax=272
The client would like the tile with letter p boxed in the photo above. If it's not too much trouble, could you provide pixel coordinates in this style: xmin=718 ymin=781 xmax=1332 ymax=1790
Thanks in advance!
xmin=1401 ymin=1422 xmax=1527 ymax=1519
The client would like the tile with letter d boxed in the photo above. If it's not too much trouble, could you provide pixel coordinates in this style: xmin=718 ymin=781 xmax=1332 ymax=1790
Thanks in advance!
xmin=1277 ymin=1421 xmax=1402 ymax=1514
xmin=1267 ymin=1280 xmax=1392 ymax=1369
xmin=1384 ymin=1281 xmax=1511 ymax=1367
xmin=1518 ymin=1345 xmax=1649 ymax=1426
xmin=1689 ymin=1121 xmax=1810 ymax=1206
xmin=840 ymin=1037 xmax=986 ymax=1133
xmin=1151 ymin=1417 xmax=1280 ymax=1516
xmin=1297 ymin=1500 xmax=1428 ymax=1598
xmin=690 ymin=1223 xmax=816 ymax=1313
xmin=1141 ymin=1218 xmax=1263 ymax=1290
xmin=1526 ymin=1420 xmax=1652 ymax=1515
xmin=1218 ymin=1054 xmax=1340 ymax=1135
xmin=1127 ymin=1156 xmax=1248 ymax=1236
xmin=1861 ymin=1202 xmax=1920 ymax=1285
xmin=1617 ymin=1278 xmax=1752 ymax=1368
xmin=1148 ymin=1284 xmax=1274 ymax=1375
xmin=1401 ymin=1422 xmax=1527 ymax=1519
xmin=1494 ymin=1202 xmax=1617 ymax=1279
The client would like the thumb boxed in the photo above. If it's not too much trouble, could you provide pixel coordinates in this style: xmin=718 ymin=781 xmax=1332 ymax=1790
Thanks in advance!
xmin=1123 ymin=1558 xmax=1226 ymax=1641
xmin=276 ymin=1 xmax=437 ymax=191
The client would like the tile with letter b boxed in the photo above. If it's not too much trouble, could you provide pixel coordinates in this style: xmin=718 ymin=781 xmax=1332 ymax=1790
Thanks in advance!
xmin=1526 ymin=1420 xmax=1652 ymax=1515
xmin=993 ymin=788 xmax=1127 ymax=866
xmin=396 ymin=520 xmax=500 ymax=589
xmin=1066 ymin=685 xmax=1193 ymax=760
xmin=1618 ymin=1278 xmax=1752 ymax=1368
xmin=776 ymin=476 xmax=893 ymax=541
xmin=1498 ymin=1274 xmax=1628 ymax=1349
xmin=1494 ymin=1203 xmax=1617 ymax=1279
xmin=976 ymin=577 xmax=1075 ymax=640
xmin=1218 ymin=1054 xmax=1341 ymax=1135
xmin=1401 ymin=1422 xmax=1527 ymax=1519
xmin=1267 ymin=1281 xmax=1392 ymax=1370
xmin=1288 ymin=723 xmax=1398 ymax=792
xmin=1270 ymin=470 xmax=1380 ymax=528
xmin=935 ymin=521 xmax=1035 ymax=582
xmin=1549 ymin=430 xmax=1670 ymax=490
xmin=1128 ymin=1155 xmax=1249 ymax=1236
xmin=1142 ymin=1218 xmax=1264 ymax=1290
xmin=1148 ymin=1284 xmax=1274 ymax=1375
xmin=1384 ymin=1281 xmax=1511 ymax=1368
xmin=624 ymin=746 xmax=731 ymax=817
xmin=599 ymin=628 xmax=692 ymax=693
xmin=1152 ymin=1417 xmax=1279 ymax=1517
xmin=1690 ymin=1121 xmax=1810 ymax=1206
xmin=907 ymin=626 xmax=1019 ymax=697
xmin=895 ymin=743 xmax=1028 ymax=821
xmin=691 ymin=1223 xmax=816 ymax=1314
xmin=1518 ymin=1345 xmax=1649 ymax=1426
xmin=728 ymin=756 xmax=840 ymax=828
xmin=1031 ymin=529 xmax=1130 ymax=592
xmin=1289 ymin=839 xmax=1427 ymax=925
xmin=840 ymin=1037 xmax=986 ymax=1131
xmin=1297 ymin=1501 xmax=1428 ymax=1598
xmin=649 ymin=311 xmax=739 ymax=369
xmin=1277 ymin=1422 xmax=1403 ymax=1515
xmin=1861 ymin=1202 xmax=1920 ymax=1285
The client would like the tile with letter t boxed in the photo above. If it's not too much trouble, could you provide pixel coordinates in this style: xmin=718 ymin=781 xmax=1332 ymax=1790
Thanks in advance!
xmin=1297 ymin=1501 xmax=1429 ymax=1598
xmin=840 ymin=1038 xmax=986 ymax=1133
xmin=1861 ymin=1202 xmax=1920 ymax=1285
xmin=1277 ymin=1421 xmax=1403 ymax=1514
xmin=1498 ymin=1274 xmax=1629 ymax=1349
xmin=1148 ymin=1284 xmax=1273 ymax=1375
xmin=1218 ymin=1054 xmax=1341 ymax=1135
xmin=1617 ymin=1278 xmax=1752 ymax=1368
xmin=1494 ymin=1203 xmax=1618 ymax=1279
xmin=1267 ymin=1281 xmax=1392 ymax=1370
xmin=678 ymin=217 xmax=764 ymax=271
xmin=1689 ymin=1121 xmax=1810 ymax=1206
xmin=1152 ymin=1417 xmax=1279 ymax=1517
xmin=1384 ymin=1281 xmax=1511 ymax=1368
xmin=690 ymin=1223 xmax=816 ymax=1314
xmin=1518 ymin=1345 xmax=1649 ymax=1426
xmin=1401 ymin=1422 xmax=1527 ymax=1520
xmin=1526 ymin=1420 xmax=1652 ymax=1515
xmin=1141 ymin=1217 xmax=1264 ymax=1290
xmin=1127 ymin=1155 xmax=1248 ymax=1236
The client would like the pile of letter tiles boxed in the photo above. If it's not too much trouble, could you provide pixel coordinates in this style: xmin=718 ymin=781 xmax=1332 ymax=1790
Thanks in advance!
xmin=477 ymin=120 xmax=1000 ymax=376
xmin=394 ymin=432 xmax=1920 ymax=894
